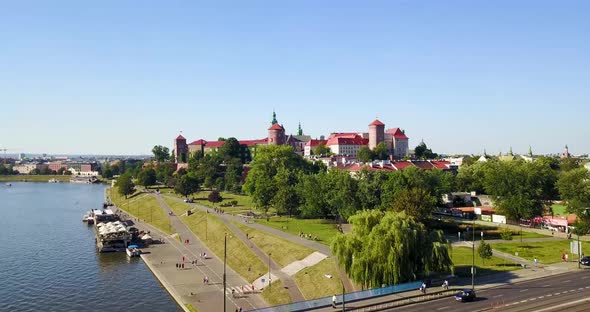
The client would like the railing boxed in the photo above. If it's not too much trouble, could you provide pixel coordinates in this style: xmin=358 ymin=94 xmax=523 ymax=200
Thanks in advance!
xmin=247 ymin=281 xmax=422 ymax=312
xmin=345 ymin=288 xmax=460 ymax=312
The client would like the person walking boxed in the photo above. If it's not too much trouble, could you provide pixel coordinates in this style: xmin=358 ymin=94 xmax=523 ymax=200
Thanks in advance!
xmin=565 ymin=253 xmax=569 ymax=262
xmin=442 ymin=280 xmax=449 ymax=290
xmin=332 ymin=294 xmax=337 ymax=308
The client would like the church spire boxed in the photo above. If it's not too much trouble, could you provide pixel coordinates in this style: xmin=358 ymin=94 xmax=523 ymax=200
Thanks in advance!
xmin=509 ymin=146 xmax=514 ymax=156
xmin=297 ymin=122 xmax=303 ymax=136
xmin=271 ymin=110 xmax=278 ymax=125
xmin=528 ymin=146 xmax=533 ymax=157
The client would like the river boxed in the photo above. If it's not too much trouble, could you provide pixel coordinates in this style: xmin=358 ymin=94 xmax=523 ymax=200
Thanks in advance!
xmin=0 ymin=182 xmax=181 ymax=312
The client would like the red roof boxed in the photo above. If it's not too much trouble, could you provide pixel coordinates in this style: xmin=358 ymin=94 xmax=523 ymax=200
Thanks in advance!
xmin=205 ymin=141 xmax=226 ymax=148
xmin=431 ymin=161 xmax=450 ymax=169
xmin=391 ymin=161 xmax=415 ymax=170
xmin=413 ymin=161 xmax=435 ymax=170
xmin=268 ymin=123 xmax=284 ymax=130
xmin=326 ymin=133 xmax=368 ymax=146
xmin=385 ymin=128 xmax=409 ymax=140
xmin=305 ymin=139 xmax=328 ymax=147
xmin=188 ymin=139 xmax=207 ymax=145
xmin=176 ymin=134 xmax=186 ymax=140
xmin=369 ymin=119 xmax=385 ymax=126
xmin=239 ymin=139 xmax=268 ymax=147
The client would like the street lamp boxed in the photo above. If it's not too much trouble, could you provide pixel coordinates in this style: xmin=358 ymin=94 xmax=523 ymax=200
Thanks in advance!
xmin=268 ymin=253 xmax=272 ymax=290
xmin=223 ymin=233 xmax=227 ymax=312
xmin=472 ymin=214 xmax=476 ymax=290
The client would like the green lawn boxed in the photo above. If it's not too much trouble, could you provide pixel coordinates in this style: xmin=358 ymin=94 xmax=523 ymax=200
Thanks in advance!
xmin=161 ymin=196 xmax=193 ymax=217
xmin=108 ymin=188 xmax=173 ymax=234
xmin=551 ymin=204 xmax=568 ymax=216
xmin=180 ymin=210 xmax=267 ymax=283
xmin=255 ymin=217 xmax=341 ymax=246
xmin=294 ymin=257 xmax=342 ymax=300
xmin=492 ymin=240 xmax=590 ymax=264
xmin=261 ymin=280 xmax=292 ymax=306
xmin=0 ymin=175 xmax=73 ymax=182
xmin=231 ymin=220 xmax=314 ymax=267
xmin=452 ymin=246 xmax=521 ymax=277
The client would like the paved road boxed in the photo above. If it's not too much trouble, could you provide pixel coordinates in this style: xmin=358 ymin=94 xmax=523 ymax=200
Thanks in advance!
xmin=374 ymin=270 xmax=590 ymax=312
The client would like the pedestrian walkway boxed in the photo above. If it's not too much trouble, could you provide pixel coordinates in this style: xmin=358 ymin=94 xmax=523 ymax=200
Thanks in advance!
xmin=116 ymin=196 xmax=268 ymax=312
xmin=163 ymin=194 xmax=357 ymax=293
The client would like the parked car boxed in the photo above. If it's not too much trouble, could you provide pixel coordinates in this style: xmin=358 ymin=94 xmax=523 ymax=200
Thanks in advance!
xmin=455 ymin=289 xmax=476 ymax=302
xmin=580 ymin=256 xmax=590 ymax=266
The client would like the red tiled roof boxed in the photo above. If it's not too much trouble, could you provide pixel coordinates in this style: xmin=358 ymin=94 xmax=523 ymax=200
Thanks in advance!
xmin=413 ymin=161 xmax=435 ymax=170
xmin=326 ymin=136 xmax=368 ymax=146
xmin=176 ymin=134 xmax=186 ymax=140
xmin=369 ymin=119 xmax=385 ymax=126
xmin=188 ymin=139 xmax=207 ymax=145
xmin=205 ymin=141 xmax=226 ymax=148
xmin=385 ymin=128 xmax=409 ymax=140
xmin=268 ymin=123 xmax=284 ymax=130
xmin=239 ymin=139 xmax=268 ymax=147
xmin=305 ymin=139 xmax=328 ymax=147
xmin=391 ymin=161 xmax=415 ymax=170
xmin=431 ymin=161 xmax=450 ymax=169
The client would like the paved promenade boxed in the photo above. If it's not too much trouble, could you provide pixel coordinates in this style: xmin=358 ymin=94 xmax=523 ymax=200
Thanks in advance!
xmin=113 ymin=203 xmax=267 ymax=312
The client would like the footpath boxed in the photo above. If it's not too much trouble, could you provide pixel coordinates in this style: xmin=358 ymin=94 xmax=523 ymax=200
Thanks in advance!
xmin=163 ymin=195 xmax=356 ymax=293
xmin=112 ymin=199 xmax=267 ymax=312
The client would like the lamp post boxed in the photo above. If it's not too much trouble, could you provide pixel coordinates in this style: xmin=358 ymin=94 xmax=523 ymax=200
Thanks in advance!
xmin=341 ymin=281 xmax=346 ymax=312
xmin=268 ymin=253 xmax=272 ymax=290
xmin=472 ymin=215 xmax=476 ymax=290
xmin=223 ymin=233 xmax=227 ymax=312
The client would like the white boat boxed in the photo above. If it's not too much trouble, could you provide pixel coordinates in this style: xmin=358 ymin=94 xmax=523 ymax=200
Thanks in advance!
xmin=82 ymin=212 xmax=94 ymax=224
xmin=48 ymin=178 xmax=59 ymax=183
xmin=5 ymin=183 xmax=11 ymax=187
xmin=126 ymin=245 xmax=141 ymax=257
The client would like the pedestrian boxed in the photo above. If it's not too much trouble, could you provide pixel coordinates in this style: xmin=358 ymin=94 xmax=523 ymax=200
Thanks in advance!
xmin=442 ymin=280 xmax=449 ymax=290
xmin=182 ymin=255 xmax=185 ymax=263
xmin=203 ymin=277 xmax=206 ymax=284
xmin=565 ymin=253 xmax=569 ymax=262
xmin=534 ymin=257 xmax=538 ymax=265
xmin=239 ymin=308 xmax=242 ymax=312
xmin=187 ymin=239 xmax=190 ymax=244
xmin=182 ymin=263 xmax=184 ymax=269
xmin=175 ymin=263 xmax=179 ymax=270
xmin=332 ymin=294 xmax=337 ymax=308
xmin=562 ymin=252 xmax=566 ymax=262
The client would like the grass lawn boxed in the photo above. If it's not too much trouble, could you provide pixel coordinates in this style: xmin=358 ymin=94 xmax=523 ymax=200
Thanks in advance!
xmin=294 ymin=257 xmax=342 ymax=300
xmin=261 ymin=280 xmax=292 ymax=306
xmin=492 ymin=240 xmax=590 ymax=264
xmin=230 ymin=221 xmax=314 ymax=267
xmin=162 ymin=196 xmax=193 ymax=217
xmin=0 ymin=175 xmax=73 ymax=182
xmin=452 ymin=246 xmax=521 ymax=277
xmin=255 ymin=217 xmax=341 ymax=246
xmin=551 ymin=204 xmax=568 ymax=216
xmin=180 ymin=210 xmax=267 ymax=283
xmin=108 ymin=188 xmax=173 ymax=234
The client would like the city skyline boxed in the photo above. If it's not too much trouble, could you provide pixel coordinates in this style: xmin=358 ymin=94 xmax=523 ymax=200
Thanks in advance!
xmin=1 ymin=1 xmax=589 ymax=155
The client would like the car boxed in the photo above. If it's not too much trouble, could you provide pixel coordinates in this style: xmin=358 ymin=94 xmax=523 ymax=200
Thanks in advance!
xmin=455 ymin=289 xmax=476 ymax=302
xmin=580 ymin=256 xmax=590 ymax=266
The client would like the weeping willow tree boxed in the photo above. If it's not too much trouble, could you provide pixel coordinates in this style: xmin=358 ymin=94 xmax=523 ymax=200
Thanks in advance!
xmin=332 ymin=210 xmax=453 ymax=288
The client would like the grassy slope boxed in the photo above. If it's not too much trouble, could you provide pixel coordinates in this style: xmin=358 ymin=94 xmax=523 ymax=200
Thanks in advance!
xmin=254 ymin=217 xmax=340 ymax=246
xmin=452 ymin=246 xmax=521 ymax=277
xmin=293 ymin=257 xmax=342 ymax=300
xmin=492 ymin=240 xmax=590 ymax=264
xmin=108 ymin=188 xmax=173 ymax=234
xmin=551 ymin=204 xmax=568 ymax=216
xmin=261 ymin=280 xmax=291 ymax=306
xmin=231 ymin=220 xmax=314 ymax=267
xmin=165 ymin=198 xmax=267 ymax=283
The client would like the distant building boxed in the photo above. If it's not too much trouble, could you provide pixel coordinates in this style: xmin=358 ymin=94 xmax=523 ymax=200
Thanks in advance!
xmin=384 ymin=128 xmax=409 ymax=159
xmin=12 ymin=163 xmax=48 ymax=174
xmin=174 ymin=135 xmax=188 ymax=163
xmin=304 ymin=139 xmax=328 ymax=157
xmin=561 ymin=145 xmax=571 ymax=159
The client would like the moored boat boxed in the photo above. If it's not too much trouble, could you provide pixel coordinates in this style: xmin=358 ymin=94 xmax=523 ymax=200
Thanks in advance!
xmin=48 ymin=178 xmax=59 ymax=183
xmin=126 ymin=245 xmax=141 ymax=257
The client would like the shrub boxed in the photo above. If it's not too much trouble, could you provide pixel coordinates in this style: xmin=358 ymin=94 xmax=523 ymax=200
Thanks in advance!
xmin=208 ymin=190 xmax=223 ymax=203
xmin=500 ymin=227 xmax=513 ymax=240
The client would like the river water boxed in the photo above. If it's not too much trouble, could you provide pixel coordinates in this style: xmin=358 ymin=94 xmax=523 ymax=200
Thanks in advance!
xmin=0 ymin=182 xmax=180 ymax=312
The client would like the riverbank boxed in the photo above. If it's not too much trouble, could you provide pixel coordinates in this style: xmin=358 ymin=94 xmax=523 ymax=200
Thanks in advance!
xmin=0 ymin=174 xmax=73 ymax=182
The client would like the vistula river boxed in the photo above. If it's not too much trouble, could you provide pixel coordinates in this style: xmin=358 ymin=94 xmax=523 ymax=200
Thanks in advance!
xmin=0 ymin=182 xmax=180 ymax=312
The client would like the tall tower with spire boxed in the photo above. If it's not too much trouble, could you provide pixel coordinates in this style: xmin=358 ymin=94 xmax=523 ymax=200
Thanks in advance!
xmin=268 ymin=111 xmax=285 ymax=145
xmin=271 ymin=110 xmax=278 ymax=125
xmin=297 ymin=122 xmax=303 ymax=136
xmin=561 ymin=145 xmax=571 ymax=159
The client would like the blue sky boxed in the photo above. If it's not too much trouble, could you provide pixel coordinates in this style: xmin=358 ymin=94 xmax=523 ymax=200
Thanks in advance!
xmin=1 ymin=1 xmax=588 ymax=155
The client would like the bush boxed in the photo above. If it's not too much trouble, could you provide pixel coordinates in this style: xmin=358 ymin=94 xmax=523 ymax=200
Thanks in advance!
xmin=500 ymin=227 xmax=513 ymax=240
xmin=208 ymin=190 xmax=223 ymax=203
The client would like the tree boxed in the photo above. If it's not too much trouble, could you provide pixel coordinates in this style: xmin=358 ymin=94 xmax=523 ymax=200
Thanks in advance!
xmin=477 ymin=241 xmax=493 ymax=264
xmin=314 ymin=142 xmax=331 ymax=156
xmin=155 ymin=162 xmax=175 ymax=185
xmin=559 ymin=158 xmax=580 ymax=172
xmin=390 ymin=187 xmax=438 ymax=222
xmin=557 ymin=168 xmax=590 ymax=211
xmin=272 ymin=168 xmax=300 ymax=217
xmin=224 ymin=158 xmax=243 ymax=193
xmin=373 ymin=142 xmax=389 ymax=160
xmin=208 ymin=190 xmax=223 ymax=203
xmin=218 ymin=137 xmax=242 ymax=162
xmin=332 ymin=210 xmax=453 ymax=288
xmin=137 ymin=167 xmax=157 ymax=188
xmin=152 ymin=145 xmax=170 ymax=162
xmin=175 ymin=174 xmax=200 ymax=198
xmin=117 ymin=173 xmax=135 ymax=198
xmin=414 ymin=141 xmax=438 ymax=159
xmin=357 ymin=147 xmax=374 ymax=163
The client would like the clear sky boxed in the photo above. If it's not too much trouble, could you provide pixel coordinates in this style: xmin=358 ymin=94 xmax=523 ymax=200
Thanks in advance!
xmin=1 ymin=1 xmax=589 ymax=156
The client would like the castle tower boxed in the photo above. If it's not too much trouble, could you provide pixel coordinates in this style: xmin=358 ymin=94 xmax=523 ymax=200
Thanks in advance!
xmin=268 ymin=123 xmax=285 ymax=145
xmin=174 ymin=134 xmax=188 ymax=163
xmin=368 ymin=119 xmax=385 ymax=150
xmin=561 ymin=145 xmax=571 ymax=159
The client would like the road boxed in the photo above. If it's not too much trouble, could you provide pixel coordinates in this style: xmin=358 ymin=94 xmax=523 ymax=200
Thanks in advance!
xmin=381 ymin=270 xmax=590 ymax=312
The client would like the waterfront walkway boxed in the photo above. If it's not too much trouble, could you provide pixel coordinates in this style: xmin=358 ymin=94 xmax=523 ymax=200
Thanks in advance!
xmin=113 ymin=203 xmax=267 ymax=312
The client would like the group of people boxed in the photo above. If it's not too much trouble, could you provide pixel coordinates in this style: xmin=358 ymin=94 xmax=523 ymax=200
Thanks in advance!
xmin=418 ymin=279 xmax=449 ymax=294
xmin=299 ymin=231 xmax=318 ymax=241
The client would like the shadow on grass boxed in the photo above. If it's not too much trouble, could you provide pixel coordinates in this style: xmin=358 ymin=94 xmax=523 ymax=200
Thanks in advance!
xmin=454 ymin=265 xmax=521 ymax=278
